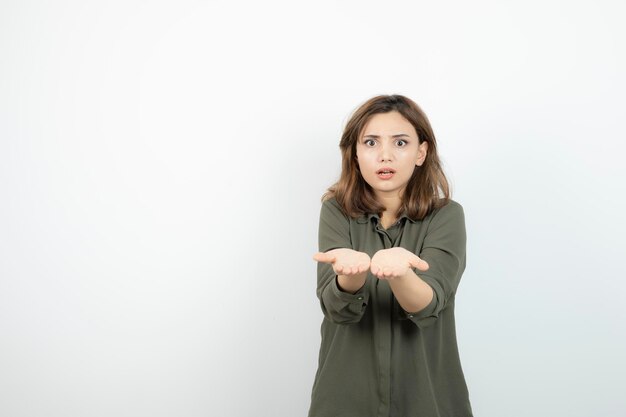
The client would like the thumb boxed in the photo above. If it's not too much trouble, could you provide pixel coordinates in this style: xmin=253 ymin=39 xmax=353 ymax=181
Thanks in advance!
xmin=408 ymin=255 xmax=429 ymax=271
xmin=313 ymin=252 xmax=336 ymax=264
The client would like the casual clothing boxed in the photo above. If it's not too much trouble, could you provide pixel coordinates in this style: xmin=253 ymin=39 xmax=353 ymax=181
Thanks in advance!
xmin=308 ymin=197 xmax=473 ymax=417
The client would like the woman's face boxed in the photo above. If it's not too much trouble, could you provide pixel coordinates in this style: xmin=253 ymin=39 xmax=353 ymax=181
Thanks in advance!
xmin=355 ymin=111 xmax=428 ymax=203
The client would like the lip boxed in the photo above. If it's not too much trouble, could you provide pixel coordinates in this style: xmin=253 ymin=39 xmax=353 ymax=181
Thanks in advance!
xmin=376 ymin=167 xmax=396 ymax=174
xmin=377 ymin=172 xmax=395 ymax=180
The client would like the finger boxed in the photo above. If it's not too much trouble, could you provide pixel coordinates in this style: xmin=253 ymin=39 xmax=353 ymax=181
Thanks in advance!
xmin=375 ymin=267 xmax=384 ymax=279
xmin=313 ymin=252 xmax=335 ymax=264
xmin=409 ymin=255 xmax=429 ymax=271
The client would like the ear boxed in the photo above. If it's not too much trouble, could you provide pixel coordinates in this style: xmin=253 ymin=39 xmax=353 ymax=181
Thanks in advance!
xmin=415 ymin=141 xmax=428 ymax=166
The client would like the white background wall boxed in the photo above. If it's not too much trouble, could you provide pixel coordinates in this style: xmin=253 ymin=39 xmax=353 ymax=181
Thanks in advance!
xmin=1 ymin=1 xmax=625 ymax=416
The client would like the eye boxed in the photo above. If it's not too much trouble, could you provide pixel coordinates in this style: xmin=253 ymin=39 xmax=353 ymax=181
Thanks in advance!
xmin=364 ymin=139 xmax=376 ymax=147
xmin=396 ymin=139 xmax=408 ymax=147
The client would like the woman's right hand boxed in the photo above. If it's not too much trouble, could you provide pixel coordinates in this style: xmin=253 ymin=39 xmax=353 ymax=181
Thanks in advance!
xmin=313 ymin=248 xmax=371 ymax=276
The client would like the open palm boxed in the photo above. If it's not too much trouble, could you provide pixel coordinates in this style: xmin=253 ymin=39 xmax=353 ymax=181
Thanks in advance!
xmin=313 ymin=248 xmax=371 ymax=276
xmin=370 ymin=247 xmax=429 ymax=280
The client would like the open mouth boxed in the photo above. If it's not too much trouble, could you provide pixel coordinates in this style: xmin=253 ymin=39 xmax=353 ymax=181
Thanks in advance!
xmin=377 ymin=169 xmax=396 ymax=179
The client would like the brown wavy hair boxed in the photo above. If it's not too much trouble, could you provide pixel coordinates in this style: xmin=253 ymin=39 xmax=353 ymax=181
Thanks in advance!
xmin=321 ymin=94 xmax=451 ymax=221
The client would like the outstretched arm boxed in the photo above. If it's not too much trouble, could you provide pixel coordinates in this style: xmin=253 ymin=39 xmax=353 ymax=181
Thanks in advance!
xmin=371 ymin=201 xmax=468 ymax=328
xmin=313 ymin=199 xmax=372 ymax=324
xmin=369 ymin=247 xmax=432 ymax=313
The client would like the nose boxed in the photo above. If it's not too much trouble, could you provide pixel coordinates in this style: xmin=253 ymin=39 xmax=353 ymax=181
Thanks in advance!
xmin=379 ymin=141 xmax=393 ymax=162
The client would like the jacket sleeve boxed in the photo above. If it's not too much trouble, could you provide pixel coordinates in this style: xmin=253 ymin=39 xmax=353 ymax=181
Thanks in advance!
xmin=402 ymin=200 xmax=467 ymax=329
xmin=316 ymin=199 xmax=369 ymax=325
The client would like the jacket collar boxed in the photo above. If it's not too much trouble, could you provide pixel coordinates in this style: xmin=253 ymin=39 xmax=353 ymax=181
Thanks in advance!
xmin=356 ymin=211 xmax=417 ymax=224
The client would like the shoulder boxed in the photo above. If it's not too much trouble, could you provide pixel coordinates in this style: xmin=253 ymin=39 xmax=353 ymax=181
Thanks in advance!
xmin=320 ymin=196 xmax=350 ymax=225
xmin=322 ymin=195 xmax=340 ymax=209
xmin=427 ymin=198 xmax=465 ymax=227
xmin=441 ymin=198 xmax=464 ymax=215
xmin=320 ymin=196 xmax=339 ymax=214
xmin=321 ymin=196 xmax=349 ymax=216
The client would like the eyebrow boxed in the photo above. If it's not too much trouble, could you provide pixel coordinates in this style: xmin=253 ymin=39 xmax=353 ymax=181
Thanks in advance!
xmin=362 ymin=134 xmax=411 ymax=139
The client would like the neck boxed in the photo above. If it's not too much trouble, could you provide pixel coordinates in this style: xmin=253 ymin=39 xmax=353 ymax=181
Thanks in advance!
xmin=376 ymin=193 xmax=402 ymax=220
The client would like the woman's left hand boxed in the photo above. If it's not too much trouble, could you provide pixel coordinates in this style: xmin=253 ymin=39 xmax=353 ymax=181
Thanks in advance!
xmin=370 ymin=247 xmax=429 ymax=280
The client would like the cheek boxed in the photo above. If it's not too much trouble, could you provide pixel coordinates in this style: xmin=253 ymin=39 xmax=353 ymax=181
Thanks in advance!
xmin=356 ymin=153 xmax=373 ymax=166
xmin=401 ymin=151 xmax=420 ymax=164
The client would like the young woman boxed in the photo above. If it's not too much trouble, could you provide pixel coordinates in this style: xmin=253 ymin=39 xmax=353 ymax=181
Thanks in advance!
xmin=308 ymin=95 xmax=473 ymax=417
